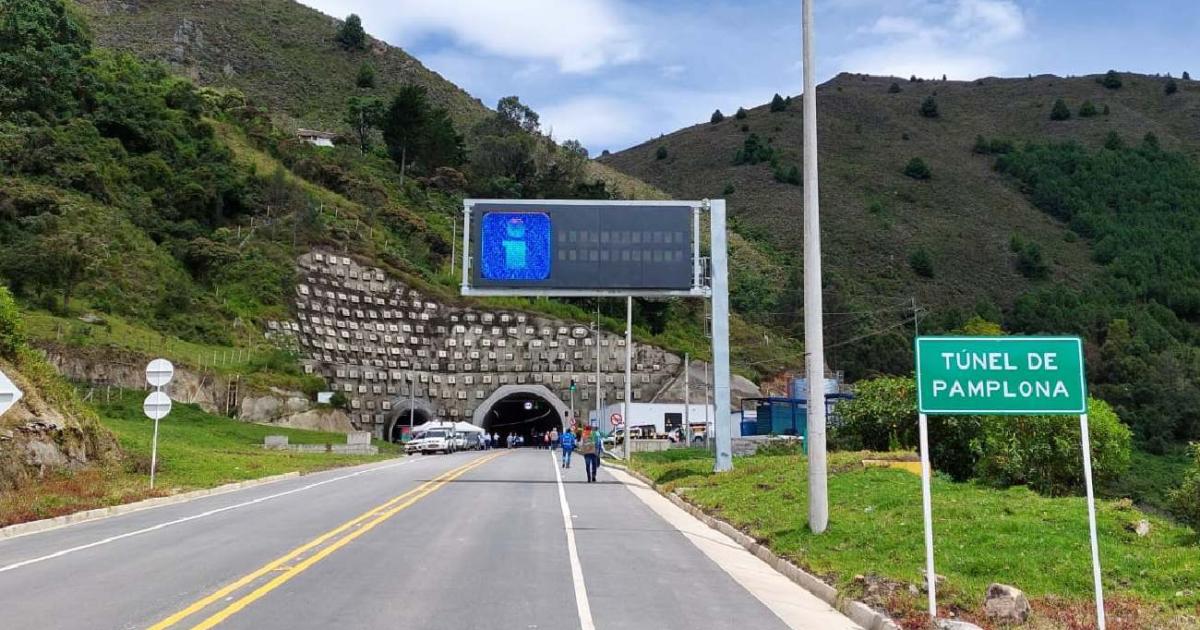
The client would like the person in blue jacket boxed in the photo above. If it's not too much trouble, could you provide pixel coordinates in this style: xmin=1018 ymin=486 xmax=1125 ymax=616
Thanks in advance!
xmin=560 ymin=427 xmax=576 ymax=468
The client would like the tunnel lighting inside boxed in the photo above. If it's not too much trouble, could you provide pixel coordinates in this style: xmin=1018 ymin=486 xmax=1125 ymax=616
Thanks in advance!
xmin=482 ymin=393 xmax=562 ymax=445
xmin=389 ymin=408 xmax=431 ymax=442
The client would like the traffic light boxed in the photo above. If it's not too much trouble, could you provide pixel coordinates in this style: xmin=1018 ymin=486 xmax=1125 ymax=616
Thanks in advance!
xmin=569 ymin=378 xmax=577 ymax=392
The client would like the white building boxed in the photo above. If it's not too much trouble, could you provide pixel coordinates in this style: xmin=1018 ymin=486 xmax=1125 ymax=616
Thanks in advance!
xmin=297 ymin=128 xmax=337 ymax=148
xmin=588 ymin=402 xmax=715 ymax=437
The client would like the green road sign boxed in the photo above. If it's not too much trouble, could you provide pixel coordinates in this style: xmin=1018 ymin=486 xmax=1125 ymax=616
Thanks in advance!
xmin=915 ymin=336 xmax=1087 ymax=415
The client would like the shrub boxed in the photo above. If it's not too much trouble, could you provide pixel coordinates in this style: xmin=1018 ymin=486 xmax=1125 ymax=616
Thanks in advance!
xmin=356 ymin=62 xmax=376 ymax=88
xmin=0 ymin=286 xmax=25 ymax=359
xmin=733 ymin=133 xmax=775 ymax=165
xmin=1100 ymin=70 xmax=1122 ymax=89
xmin=722 ymin=183 xmax=735 ymax=195
xmin=903 ymin=157 xmax=931 ymax=180
xmin=1169 ymin=443 xmax=1200 ymax=529
xmin=1103 ymin=103 xmax=1111 ymax=115
xmin=974 ymin=136 xmax=1014 ymax=155
xmin=919 ymin=95 xmax=939 ymax=118
xmin=909 ymin=248 xmax=934 ymax=277
xmin=1103 ymin=130 xmax=1123 ymax=150
xmin=655 ymin=146 xmax=668 ymax=160
xmin=735 ymin=107 xmax=748 ymax=120
xmin=1183 ymin=71 xmax=1192 ymax=81
xmin=1165 ymin=78 xmax=1178 ymax=95
xmin=974 ymin=398 xmax=1132 ymax=495
xmin=773 ymin=164 xmax=800 ymax=186
xmin=835 ymin=376 xmax=982 ymax=480
xmin=1078 ymin=100 xmax=1098 ymax=117
xmin=710 ymin=109 xmax=724 ymax=124
xmin=888 ymin=82 xmax=901 ymax=94
xmin=1050 ymin=98 xmax=1071 ymax=121
xmin=1015 ymin=242 xmax=1050 ymax=279
xmin=770 ymin=93 xmax=787 ymax=112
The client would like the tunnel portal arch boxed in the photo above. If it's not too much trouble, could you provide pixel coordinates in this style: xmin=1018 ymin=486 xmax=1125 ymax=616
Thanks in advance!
xmin=384 ymin=398 xmax=436 ymax=442
xmin=473 ymin=385 xmax=571 ymax=443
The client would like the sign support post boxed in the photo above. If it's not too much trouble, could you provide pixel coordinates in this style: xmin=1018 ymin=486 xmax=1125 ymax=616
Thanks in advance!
xmin=143 ymin=359 xmax=175 ymax=490
xmin=914 ymin=336 xmax=1103 ymax=628
xmin=917 ymin=412 xmax=937 ymax=619
xmin=1080 ymin=412 xmax=1106 ymax=630
xmin=624 ymin=296 xmax=633 ymax=460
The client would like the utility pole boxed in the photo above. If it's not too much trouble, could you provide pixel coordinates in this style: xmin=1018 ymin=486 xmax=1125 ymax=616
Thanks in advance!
xmin=683 ymin=353 xmax=690 ymax=441
xmin=409 ymin=369 xmax=416 ymax=437
xmin=802 ymin=0 xmax=829 ymax=534
xmin=912 ymin=297 xmax=920 ymax=338
xmin=451 ymin=217 xmax=457 ymax=276
xmin=595 ymin=305 xmax=602 ymax=431
xmin=624 ymin=296 xmax=633 ymax=460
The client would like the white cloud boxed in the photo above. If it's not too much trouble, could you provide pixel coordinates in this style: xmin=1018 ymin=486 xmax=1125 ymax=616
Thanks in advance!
xmin=838 ymin=0 xmax=1027 ymax=79
xmin=952 ymin=0 xmax=1025 ymax=44
xmin=300 ymin=0 xmax=641 ymax=73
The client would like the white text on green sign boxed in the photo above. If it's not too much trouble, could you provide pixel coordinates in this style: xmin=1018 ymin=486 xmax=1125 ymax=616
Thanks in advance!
xmin=915 ymin=337 xmax=1087 ymax=415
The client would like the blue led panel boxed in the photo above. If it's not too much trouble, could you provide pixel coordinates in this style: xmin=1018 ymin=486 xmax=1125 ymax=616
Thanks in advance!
xmin=480 ymin=212 xmax=552 ymax=280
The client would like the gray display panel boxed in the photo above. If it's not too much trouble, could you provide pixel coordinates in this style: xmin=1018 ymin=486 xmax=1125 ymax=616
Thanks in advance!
xmin=470 ymin=202 xmax=695 ymax=291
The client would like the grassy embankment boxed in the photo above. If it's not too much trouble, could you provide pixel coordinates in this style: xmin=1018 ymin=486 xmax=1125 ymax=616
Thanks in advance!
xmin=630 ymin=449 xmax=1200 ymax=629
xmin=0 ymin=391 xmax=399 ymax=528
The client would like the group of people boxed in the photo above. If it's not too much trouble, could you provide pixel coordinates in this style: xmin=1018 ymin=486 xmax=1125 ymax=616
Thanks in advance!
xmin=559 ymin=425 xmax=603 ymax=483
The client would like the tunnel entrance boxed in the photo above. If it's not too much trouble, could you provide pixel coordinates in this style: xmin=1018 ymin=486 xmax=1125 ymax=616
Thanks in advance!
xmin=475 ymin=385 xmax=568 ymax=448
xmin=388 ymin=407 xmax=432 ymax=442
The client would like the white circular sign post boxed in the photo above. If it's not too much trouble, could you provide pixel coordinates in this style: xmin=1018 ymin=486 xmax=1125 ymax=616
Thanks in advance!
xmin=143 ymin=359 xmax=176 ymax=489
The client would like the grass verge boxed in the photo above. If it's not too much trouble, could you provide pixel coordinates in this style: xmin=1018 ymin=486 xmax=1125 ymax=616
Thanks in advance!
xmin=0 ymin=391 xmax=399 ymax=528
xmin=631 ymin=448 xmax=1200 ymax=630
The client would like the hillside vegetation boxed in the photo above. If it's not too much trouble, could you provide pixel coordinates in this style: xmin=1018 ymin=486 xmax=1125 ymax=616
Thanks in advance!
xmin=603 ymin=72 xmax=1200 ymax=445
xmin=73 ymin=0 xmax=491 ymax=131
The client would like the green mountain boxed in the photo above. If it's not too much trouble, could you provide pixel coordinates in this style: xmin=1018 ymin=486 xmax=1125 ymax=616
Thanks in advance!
xmin=601 ymin=72 xmax=1200 ymax=446
xmin=74 ymin=0 xmax=490 ymax=130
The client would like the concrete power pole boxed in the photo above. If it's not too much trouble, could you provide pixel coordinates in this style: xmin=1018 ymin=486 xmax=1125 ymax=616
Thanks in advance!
xmin=595 ymin=305 xmax=602 ymax=430
xmin=683 ymin=353 xmax=690 ymax=441
xmin=802 ymin=0 xmax=829 ymax=534
xmin=623 ymin=297 xmax=633 ymax=460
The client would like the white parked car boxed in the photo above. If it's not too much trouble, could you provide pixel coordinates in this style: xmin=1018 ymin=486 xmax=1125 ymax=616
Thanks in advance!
xmin=421 ymin=429 xmax=454 ymax=454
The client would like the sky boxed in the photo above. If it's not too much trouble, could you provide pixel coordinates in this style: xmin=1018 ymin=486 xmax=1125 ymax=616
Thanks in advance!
xmin=298 ymin=0 xmax=1199 ymax=155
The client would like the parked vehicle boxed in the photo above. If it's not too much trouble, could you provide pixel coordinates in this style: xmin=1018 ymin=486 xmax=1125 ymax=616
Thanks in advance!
xmin=421 ymin=429 xmax=454 ymax=454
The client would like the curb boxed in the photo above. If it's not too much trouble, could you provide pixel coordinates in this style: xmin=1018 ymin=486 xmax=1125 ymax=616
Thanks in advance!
xmin=609 ymin=462 xmax=901 ymax=630
xmin=0 ymin=471 xmax=302 ymax=541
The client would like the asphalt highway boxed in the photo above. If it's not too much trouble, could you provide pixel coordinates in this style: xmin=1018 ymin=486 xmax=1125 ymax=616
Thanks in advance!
xmin=0 ymin=449 xmax=858 ymax=629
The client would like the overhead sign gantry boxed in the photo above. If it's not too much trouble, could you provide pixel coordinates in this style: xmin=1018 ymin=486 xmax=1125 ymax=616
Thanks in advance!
xmin=460 ymin=199 xmax=734 ymax=471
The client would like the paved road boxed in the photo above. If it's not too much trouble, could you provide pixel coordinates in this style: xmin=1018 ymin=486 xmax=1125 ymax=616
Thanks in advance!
xmin=0 ymin=449 xmax=858 ymax=629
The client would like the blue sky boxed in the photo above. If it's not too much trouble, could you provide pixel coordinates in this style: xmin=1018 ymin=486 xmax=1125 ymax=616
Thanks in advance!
xmin=299 ymin=0 xmax=1199 ymax=154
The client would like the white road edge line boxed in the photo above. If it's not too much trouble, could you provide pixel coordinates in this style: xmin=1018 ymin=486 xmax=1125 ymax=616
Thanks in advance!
xmin=552 ymin=450 xmax=596 ymax=630
xmin=0 ymin=457 xmax=427 ymax=574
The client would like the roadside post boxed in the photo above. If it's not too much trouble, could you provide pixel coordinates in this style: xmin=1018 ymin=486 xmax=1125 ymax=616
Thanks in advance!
xmin=914 ymin=336 xmax=1101 ymax=628
xmin=143 ymin=359 xmax=175 ymax=489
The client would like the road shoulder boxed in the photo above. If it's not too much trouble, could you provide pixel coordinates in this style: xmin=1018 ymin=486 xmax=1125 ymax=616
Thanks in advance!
xmin=606 ymin=465 xmax=865 ymax=630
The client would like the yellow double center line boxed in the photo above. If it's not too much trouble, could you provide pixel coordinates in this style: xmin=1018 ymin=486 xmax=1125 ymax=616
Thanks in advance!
xmin=150 ymin=452 xmax=503 ymax=630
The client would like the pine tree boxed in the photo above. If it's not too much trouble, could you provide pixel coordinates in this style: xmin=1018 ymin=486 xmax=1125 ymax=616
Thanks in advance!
xmin=919 ymin=95 xmax=939 ymax=118
xmin=1100 ymin=70 xmax=1122 ymax=89
xmin=1184 ymin=71 xmax=1192 ymax=81
xmin=888 ymin=82 xmax=901 ymax=94
xmin=710 ymin=109 xmax=725 ymax=124
xmin=770 ymin=93 xmax=787 ymax=112
xmin=1078 ymin=100 xmax=1098 ymax=117
xmin=1050 ymin=98 xmax=1071 ymax=121
xmin=909 ymin=248 xmax=934 ymax=277
xmin=656 ymin=146 xmax=668 ymax=160
xmin=735 ymin=107 xmax=748 ymax=120
xmin=1103 ymin=104 xmax=1111 ymax=115
xmin=337 ymin=14 xmax=367 ymax=50
xmin=1166 ymin=78 xmax=1179 ymax=95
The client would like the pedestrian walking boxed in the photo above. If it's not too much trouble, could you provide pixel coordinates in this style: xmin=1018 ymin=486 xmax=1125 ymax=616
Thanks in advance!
xmin=492 ymin=432 xmax=499 ymax=448
xmin=543 ymin=431 xmax=551 ymax=450
xmin=549 ymin=427 xmax=559 ymax=451
xmin=560 ymin=428 xmax=576 ymax=468
xmin=579 ymin=426 xmax=601 ymax=482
